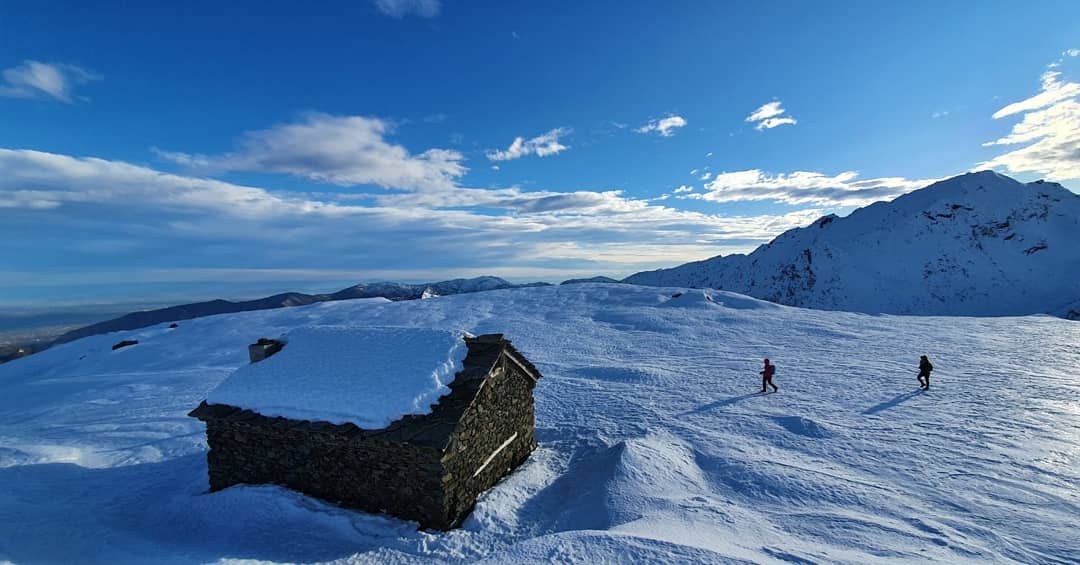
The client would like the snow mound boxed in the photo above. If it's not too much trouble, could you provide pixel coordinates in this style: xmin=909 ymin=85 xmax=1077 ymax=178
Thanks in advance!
xmin=772 ymin=415 xmax=831 ymax=438
xmin=206 ymin=326 xmax=468 ymax=428
xmin=659 ymin=290 xmax=720 ymax=308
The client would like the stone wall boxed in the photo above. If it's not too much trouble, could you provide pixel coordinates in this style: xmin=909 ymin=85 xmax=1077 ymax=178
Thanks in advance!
xmin=440 ymin=352 xmax=538 ymax=527
xmin=191 ymin=334 xmax=541 ymax=531
xmin=202 ymin=416 xmax=446 ymax=527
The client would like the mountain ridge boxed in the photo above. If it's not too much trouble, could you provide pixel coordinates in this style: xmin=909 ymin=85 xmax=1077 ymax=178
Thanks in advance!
xmin=47 ymin=276 xmax=552 ymax=348
xmin=624 ymin=171 xmax=1080 ymax=318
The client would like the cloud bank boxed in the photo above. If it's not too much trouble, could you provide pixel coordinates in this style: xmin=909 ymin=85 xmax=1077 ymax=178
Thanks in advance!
xmin=1 ymin=148 xmax=831 ymax=294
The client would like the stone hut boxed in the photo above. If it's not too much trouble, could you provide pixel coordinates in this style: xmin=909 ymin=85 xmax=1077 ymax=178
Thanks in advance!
xmin=188 ymin=328 xmax=541 ymax=530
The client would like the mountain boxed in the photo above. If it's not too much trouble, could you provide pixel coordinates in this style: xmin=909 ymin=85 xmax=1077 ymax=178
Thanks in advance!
xmin=50 ymin=276 xmax=547 ymax=347
xmin=560 ymin=276 xmax=623 ymax=285
xmin=2 ymin=284 xmax=1077 ymax=562
xmin=625 ymin=171 xmax=1080 ymax=317
xmin=327 ymin=276 xmax=548 ymax=301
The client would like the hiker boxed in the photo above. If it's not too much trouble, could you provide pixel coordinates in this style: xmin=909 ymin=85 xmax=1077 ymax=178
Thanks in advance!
xmin=761 ymin=358 xmax=778 ymax=393
xmin=917 ymin=355 xmax=933 ymax=390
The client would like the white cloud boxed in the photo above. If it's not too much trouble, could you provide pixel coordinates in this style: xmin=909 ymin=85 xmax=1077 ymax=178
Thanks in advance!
xmin=700 ymin=172 xmax=712 ymax=180
xmin=991 ymin=71 xmax=1080 ymax=119
xmin=673 ymin=185 xmax=695 ymax=193
xmin=979 ymin=69 xmax=1080 ymax=181
xmin=745 ymin=101 xmax=798 ymax=131
xmin=0 ymin=148 xmax=834 ymax=289
xmin=0 ymin=60 xmax=101 ymax=103
xmin=155 ymin=113 xmax=466 ymax=190
xmin=931 ymin=110 xmax=950 ymax=119
xmin=756 ymin=117 xmax=797 ymax=129
xmin=746 ymin=101 xmax=785 ymax=122
xmin=1065 ymin=48 xmax=1079 ymax=58
xmin=699 ymin=169 xmax=935 ymax=206
xmin=636 ymin=115 xmax=687 ymax=137
xmin=0 ymin=148 xmax=309 ymax=218
xmin=486 ymin=127 xmax=571 ymax=161
xmin=372 ymin=0 xmax=440 ymax=18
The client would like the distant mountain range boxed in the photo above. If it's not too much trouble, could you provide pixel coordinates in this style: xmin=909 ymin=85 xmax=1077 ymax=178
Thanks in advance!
xmin=48 ymin=276 xmax=550 ymax=348
xmin=625 ymin=171 xmax=1080 ymax=318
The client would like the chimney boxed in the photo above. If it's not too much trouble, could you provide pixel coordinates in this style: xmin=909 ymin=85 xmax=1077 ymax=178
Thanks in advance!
xmin=248 ymin=338 xmax=285 ymax=363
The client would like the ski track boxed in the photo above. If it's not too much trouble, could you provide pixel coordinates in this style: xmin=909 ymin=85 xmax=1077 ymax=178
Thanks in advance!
xmin=0 ymin=284 xmax=1077 ymax=564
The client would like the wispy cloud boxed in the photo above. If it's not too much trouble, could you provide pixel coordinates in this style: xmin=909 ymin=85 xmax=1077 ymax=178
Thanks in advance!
xmin=979 ymin=68 xmax=1080 ymax=181
xmin=745 ymin=101 xmax=797 ymax=131
xmin=486 ymin=127 xmax=571 ymax=161
xmin=372 ymin=0 xmax=440 ymax=18
xmin=696 ymin=169 xmax=934 ymax=206
xmin=990 ymin=71 xmax=1079 ymax=120
xmin=1048 ymin=48 xmax=1079 ymax=69
xmin=155 ymin=113 xmax=466 ymax=190
xmin=636 ymin=115 xmax=687 ymax=137
xmin=0 ymin=60 xmax=101 ymax=103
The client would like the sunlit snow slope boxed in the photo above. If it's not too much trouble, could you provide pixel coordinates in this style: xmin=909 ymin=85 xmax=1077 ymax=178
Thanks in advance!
xmin=1 ymin=285 xmax=1078 ymax=564
xmin=626 ymin=171 xmax=1080 ymax=318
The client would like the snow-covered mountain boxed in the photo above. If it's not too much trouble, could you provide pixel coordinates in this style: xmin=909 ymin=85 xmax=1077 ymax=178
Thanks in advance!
xmin=560 ymin=276 xmax=623 ymax=285
xmin=49 ymin=276 xmax=548 ymax=348
xmin=626 ymin=171 xmax=1080 ymax=317
xmin=1 ymin=284 xmax=1078 ymax=563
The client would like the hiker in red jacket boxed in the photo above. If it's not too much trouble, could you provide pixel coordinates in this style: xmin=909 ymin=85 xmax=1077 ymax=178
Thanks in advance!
xmin=761 ymin=358 xmax=778 ymax=393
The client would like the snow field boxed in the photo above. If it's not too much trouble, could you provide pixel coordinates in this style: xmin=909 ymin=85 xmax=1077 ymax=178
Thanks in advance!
xmin=0 ymin=285 xmax=1078 ymax=564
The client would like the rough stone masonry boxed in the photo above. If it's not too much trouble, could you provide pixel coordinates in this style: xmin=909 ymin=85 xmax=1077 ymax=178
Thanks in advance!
xmin=189 ymin=333 xmax=541 ymax=530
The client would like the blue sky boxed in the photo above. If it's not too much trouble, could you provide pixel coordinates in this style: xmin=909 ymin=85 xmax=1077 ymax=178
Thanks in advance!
xmin=2 ymin=0 xmax=1079 ymax=307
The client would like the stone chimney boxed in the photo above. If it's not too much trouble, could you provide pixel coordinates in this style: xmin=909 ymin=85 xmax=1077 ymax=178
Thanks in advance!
xmin=248 ymin=338 xmax=285 ymax=363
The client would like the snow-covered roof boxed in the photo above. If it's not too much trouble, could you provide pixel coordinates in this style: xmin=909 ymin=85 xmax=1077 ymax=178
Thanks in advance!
xmin=206 ymin=326 xmax=469 ymax=429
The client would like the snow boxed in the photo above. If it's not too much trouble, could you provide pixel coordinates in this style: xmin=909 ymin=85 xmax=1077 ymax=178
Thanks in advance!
xmin=206 ymin=326 xmax=469 ymax=428
xmin=1 ymin=284 xmax=1078 ymax=564
xmin=626 ymin=171 xmax=1080 ymax=317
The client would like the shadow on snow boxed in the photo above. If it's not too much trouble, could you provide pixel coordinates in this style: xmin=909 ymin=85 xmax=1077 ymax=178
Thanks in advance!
xmin=863 ymin=389 xmax=925 ymax=415
xmin=0 ymin=454 xmax=421 ymax=565
xmin=681 ymin=392 xmax=763 ymax=416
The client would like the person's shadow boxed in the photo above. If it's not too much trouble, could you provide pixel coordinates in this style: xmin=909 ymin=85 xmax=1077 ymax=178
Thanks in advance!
xmin=681 ymin=392 xmax=762 ymax=416
xmin=863 ymin=389 xmax=924 ymax=415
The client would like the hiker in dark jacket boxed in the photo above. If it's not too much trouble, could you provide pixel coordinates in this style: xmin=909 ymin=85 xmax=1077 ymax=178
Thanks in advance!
xmin=918 ymin=355 xmax=933 ymax=390
xmin=761 ymin=358 xmax=778 ymax=393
